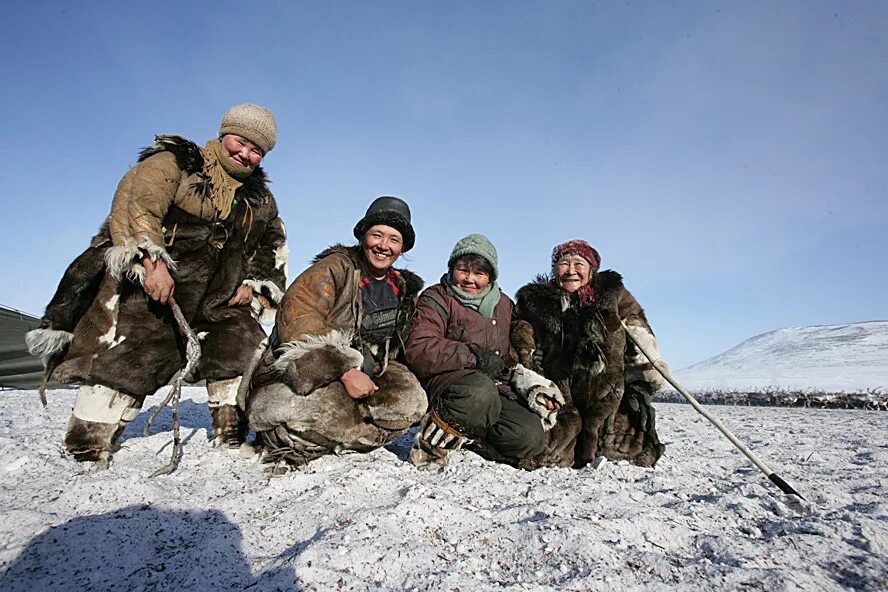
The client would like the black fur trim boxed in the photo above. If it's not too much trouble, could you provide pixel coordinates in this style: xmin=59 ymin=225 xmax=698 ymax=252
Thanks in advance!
xmin=398 ymin=268 xmax=424 ymax=301
xmin=139 ymin=135 xmax=204 ymax=173
xmin=595 ymin=270 xmax=624 ymax=293
xmin=238 ymin=167 xmax=271 ymax=207
xmin=138 ymin=135 xmax=270 ymax=207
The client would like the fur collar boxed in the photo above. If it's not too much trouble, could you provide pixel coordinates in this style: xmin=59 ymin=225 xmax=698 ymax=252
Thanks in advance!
xmin=517 ymin=270 xmax=624 ymax=327
xmin=138 ymin=134 xmax=271 ymax=207
xmin=314 ymin=244 xmax=423 ymax=302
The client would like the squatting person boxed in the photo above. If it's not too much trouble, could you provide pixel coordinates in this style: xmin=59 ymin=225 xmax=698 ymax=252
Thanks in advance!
xmin=244 ymin=196 xmax=427 ymax=472
xmin=27 ymin=104 xmax=287 ymax=464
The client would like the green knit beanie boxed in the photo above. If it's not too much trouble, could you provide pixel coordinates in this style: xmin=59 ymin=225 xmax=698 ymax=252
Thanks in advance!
xmin=448 ymin=233 xmax=499 ymax=280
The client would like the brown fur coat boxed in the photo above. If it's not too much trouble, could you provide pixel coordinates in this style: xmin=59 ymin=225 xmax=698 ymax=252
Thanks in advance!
xmin=514 ymin=271 xmax=666 ymax=467
xmin=27 ymin=136 xmax=287 ymax=398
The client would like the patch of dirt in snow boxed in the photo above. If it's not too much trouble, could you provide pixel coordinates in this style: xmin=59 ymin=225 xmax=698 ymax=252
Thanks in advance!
xmin=0 ymin=387 xmax=886 ymax=591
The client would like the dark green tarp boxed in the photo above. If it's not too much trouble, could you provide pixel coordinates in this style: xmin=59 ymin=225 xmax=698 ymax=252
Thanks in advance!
xmin=0 ymin=306 xmax=46 ymax=389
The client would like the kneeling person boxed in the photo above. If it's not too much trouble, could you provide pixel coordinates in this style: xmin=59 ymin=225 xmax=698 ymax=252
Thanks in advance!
xmin=245 ymin=197 xmax=426 ymax=471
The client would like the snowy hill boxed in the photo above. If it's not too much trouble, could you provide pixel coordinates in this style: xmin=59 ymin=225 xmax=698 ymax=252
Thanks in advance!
xmin=673 ymin=321 xmax=888 ymax=393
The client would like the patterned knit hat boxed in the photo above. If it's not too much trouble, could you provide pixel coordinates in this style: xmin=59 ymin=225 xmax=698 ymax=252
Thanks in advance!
xmin=219 ymin=103 xmax=277 ymax=154
xmin=551 ymin=239 xmax=601 ymax=272
xmin=353 ymin=196 xmax=415 ymax=252
xmin=448 ymin=233 xmax=499 ymax=280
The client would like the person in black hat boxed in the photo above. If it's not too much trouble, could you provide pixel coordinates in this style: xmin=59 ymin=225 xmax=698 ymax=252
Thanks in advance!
xmin=243 ymin=196 xmax=427 ymax=473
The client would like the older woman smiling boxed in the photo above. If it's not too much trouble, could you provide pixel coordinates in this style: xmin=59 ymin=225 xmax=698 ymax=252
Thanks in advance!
xmin=513 ymin=239 xmax=667 ymax=468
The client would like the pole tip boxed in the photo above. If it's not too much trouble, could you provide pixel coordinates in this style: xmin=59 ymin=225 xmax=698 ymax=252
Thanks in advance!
xmin=769 ymin=473 xmax=805 ymax=500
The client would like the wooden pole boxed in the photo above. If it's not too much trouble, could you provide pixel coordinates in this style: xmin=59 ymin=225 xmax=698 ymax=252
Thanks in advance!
xmin=621 ymin=319 xmax=803 ymax=499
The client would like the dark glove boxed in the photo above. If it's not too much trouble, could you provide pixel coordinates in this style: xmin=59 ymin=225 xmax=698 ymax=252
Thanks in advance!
xmin=469 ymin=344 xmax=506 ymax=379
xmin=624 ymin=383 xmax=656 ymax=433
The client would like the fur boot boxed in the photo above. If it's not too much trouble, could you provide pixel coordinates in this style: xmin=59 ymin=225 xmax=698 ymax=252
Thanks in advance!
xmin=64 ymin=385 xmax=141 ymax=463
xmin=409 ymin=411 xmax=469 ymax=468
xmin=207 ymin=377 xmax=247 ymax=448
xmin=257 ymin=425 xmax=329 ymax=474
xmin=209 ymin=405 xmax=248 ymax=449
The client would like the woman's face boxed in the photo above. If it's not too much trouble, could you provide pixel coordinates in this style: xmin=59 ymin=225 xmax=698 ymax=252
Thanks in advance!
xmin=221 ymin=134 xmax=264 ymax=169
xmin=362 ymin=224 xmax=404 ymax=278
xmin=452 ymin=259 xmax=491 ymax=295
xmin=555 ymin=255 xmax=591 ymax=293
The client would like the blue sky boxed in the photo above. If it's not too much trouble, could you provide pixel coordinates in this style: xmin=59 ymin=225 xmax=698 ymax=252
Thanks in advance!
xmin=1 ymin=1 xmax=886 ymax=368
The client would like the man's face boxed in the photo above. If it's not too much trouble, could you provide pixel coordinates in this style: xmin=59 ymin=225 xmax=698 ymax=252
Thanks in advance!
xmin=362 ymin=224 xmax=403 ymax=278
xmin=221 ymin=134 xmax=263 ymax=169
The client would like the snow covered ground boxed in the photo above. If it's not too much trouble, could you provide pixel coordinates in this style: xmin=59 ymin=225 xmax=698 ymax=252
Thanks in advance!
xmin=0 ymin=386 xmax=886 ymax=591
xmin=674 ymin=321 xmax=888 ymax=393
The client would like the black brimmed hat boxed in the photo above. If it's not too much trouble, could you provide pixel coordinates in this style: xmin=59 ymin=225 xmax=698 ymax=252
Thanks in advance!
xmin=353 ymin=196 xmax=415 ymax=252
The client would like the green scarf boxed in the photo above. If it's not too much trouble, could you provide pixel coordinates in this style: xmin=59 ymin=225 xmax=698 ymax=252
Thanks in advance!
xmin=442 ymin=273 xmax=501 ymax=318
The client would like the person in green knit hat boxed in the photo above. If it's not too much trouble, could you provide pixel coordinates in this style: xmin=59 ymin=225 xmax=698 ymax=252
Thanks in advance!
xmin=405 ymin=233 xmax=567 ymax=467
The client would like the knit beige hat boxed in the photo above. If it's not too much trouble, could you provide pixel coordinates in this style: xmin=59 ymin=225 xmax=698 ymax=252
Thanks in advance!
xmin=219 ymin=103 xmax=277 ymax=154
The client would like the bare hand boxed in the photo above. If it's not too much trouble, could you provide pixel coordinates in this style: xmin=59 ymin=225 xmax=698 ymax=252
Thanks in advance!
xmin=340 ymin=368 xmax=378 ymax=399
xmin=143 ymin=257 xmax=175 ymax=304
xmin=542 ymin=396 xmax=561 ymax=412
xmin=228 ymin=285 xmax=254 ymax=306
xmin=255 ymin=294 xmax=271 ymax=309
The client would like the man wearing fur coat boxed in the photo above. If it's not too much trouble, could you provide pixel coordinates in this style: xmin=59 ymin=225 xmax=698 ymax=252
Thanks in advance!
xmin=244 ymin=196 xmax=427 ymax=473
xmin=512 ymin=239 xmax=666 ymax=468
xmin=27 ymin=104 xmax=287 ymax=465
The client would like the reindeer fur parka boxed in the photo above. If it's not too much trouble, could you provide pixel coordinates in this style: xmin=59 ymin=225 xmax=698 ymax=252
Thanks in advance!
xmin=250 ymin=244 xmax=423 ymax=400
xmin=27 ymin=135 xmax=287 ymax=398
xmin=513 ymin=271 xmax=666 ymax=467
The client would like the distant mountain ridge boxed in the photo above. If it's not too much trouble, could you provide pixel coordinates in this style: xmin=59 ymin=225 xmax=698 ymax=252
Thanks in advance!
xmin=673 ymin=320 xmax=888 ymax=392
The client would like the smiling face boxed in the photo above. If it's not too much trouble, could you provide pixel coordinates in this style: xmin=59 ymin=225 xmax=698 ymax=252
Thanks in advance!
xmin=362 ymin=224 xmax=404 ymax=278
xmin=451 ymin=256 xmax=492 ymax=295
xmin=220 ymin=134 xmax=264 ymax=169
xmin=555 ymin=254 xmax=592 ymax=294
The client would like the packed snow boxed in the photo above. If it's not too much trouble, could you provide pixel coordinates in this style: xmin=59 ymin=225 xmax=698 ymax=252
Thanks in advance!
xmin=673 ymin=321 xmax=888 ymax=393
xmin=0 ymin=386 xmax=885 ymax=591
